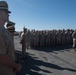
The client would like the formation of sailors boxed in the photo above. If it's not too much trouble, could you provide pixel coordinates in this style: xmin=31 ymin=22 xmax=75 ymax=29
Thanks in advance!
xmin=20 ymin=28 xmax=76 ymax=48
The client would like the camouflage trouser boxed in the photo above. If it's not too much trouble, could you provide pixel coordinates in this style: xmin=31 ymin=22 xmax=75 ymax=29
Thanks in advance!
xmin=73 ymin=38 xmax=76 ymax=48
xmin=40 ymin=38 xmax=44 ymax=46
xmin=22 ymin=42 xmax=26 ymax=57
xmin=56 ymin=38 xmax=61 ymax=45
xmin=61 ymin=37 xmax=65 ymax=44
xmin=26 ymin=41 xmax=31 ymax=49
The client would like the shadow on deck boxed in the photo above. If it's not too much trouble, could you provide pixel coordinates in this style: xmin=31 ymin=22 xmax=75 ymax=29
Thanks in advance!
xmin=15 ymin=45 xmax=76 ymax=75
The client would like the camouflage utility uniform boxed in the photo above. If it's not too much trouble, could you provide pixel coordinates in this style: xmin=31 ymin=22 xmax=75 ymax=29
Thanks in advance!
xmin=0 ymin=26 xmax=15 ymax=75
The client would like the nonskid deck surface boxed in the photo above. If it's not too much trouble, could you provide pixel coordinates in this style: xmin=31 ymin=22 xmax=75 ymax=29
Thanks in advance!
xmin=14 ymin=36 xmax=76 ymax=75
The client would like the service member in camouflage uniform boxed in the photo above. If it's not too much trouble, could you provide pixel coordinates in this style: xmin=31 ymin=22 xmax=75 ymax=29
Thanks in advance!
xmin=6 ymin=21 xmax=15 ymax=40
xmin=20 ymin=27 xmax=27 ymax=58
xmin=25 ymin=29 xmax=31 ymax=49
xmin=0 ymin=1 xmax=22 ymax=75
xmin=65 ymin=29 xmax=70 ymax=44
xmin=56 ymin=30 xmax=61 ymax=45
xmin=72 ymin=30 xmax=76 ymax=51
xmin=61 ymin=29 xmax=65 ymax=45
